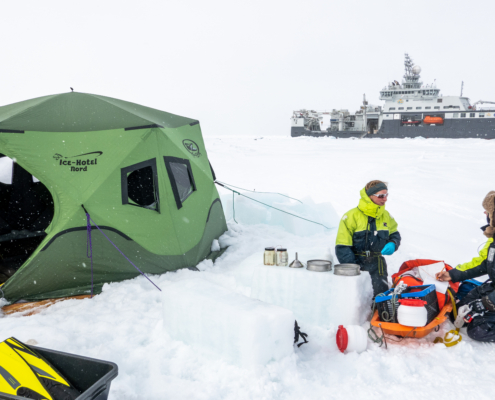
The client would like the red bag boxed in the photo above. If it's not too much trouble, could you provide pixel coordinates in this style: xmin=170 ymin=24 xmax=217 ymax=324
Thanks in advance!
xmin=391 ymin=259 xmax=459 ymax=309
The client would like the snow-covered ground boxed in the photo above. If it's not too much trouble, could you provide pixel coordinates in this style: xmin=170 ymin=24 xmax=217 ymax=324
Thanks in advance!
xmin=2 ymin=137 xmax=495 ymax=400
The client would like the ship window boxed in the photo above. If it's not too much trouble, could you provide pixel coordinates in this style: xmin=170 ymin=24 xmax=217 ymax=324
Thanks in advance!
xmin=470 ymin=112 xmax=476 ymax=117
xmin=425 ymin=106 xmax=431 ymax=109
xmin=454 ymin=106 xmax=460 ymax=109
xmin=407 ymin=107 xmax=412 ymax=110
xmin=480 ymin=113 xmax=485 ymax=118
xmin=398 ymin=107 xmax=404 ymax=110
xmin=461 ymin=113 xmax=466 ymax=118
xmin=416 ymin=107 xmax=422 ymax=110
xmin=437 ymin=99 xmax=443 ymax=103
xmin=434 ymin=106 xmax=440 ymax=110
xmin=443 ymin=106 xmax=450 ymax=109
xmin=453 ymin=113 xmax=459 ymax=118
xmin=389 ymin=107 xmax=396 ymax=110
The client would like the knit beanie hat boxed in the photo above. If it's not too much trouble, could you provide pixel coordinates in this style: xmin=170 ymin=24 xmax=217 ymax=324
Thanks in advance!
xmin=482 ymin=191 xmax=495 ymax=238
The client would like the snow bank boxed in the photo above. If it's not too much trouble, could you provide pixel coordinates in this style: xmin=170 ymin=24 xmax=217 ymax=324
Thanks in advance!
xmin=245 ymin=253 xmax=373 ymax=328
xmin=162 ymin=278 xmax=295 ymax=368
xmin=3 ymin=137 xmax=495 ymax=399
xmin=220 ymin=192 xmax=339 ymax=236
xmin=0 ymin=157 xmax=13 ymax=184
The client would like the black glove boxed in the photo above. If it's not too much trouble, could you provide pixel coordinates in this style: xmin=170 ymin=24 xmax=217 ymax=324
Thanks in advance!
xmin=464 ymin=297 xmax=494 ymax=323
xmin=470 ymin=299 xmax=487 ymax=314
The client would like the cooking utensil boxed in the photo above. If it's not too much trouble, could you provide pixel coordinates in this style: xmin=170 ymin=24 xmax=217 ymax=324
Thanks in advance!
xmin=306 ymin=259 xmax=332 ymax=272
xmin=289 ymin=252 xmax=304 ymax=268
xmin=333 ymin=263 xmax=361 ymax=276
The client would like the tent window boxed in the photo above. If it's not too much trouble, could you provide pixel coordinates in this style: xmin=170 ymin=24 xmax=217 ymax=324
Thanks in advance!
xmin=121 ymin=159 xmax=159 ymax=212
xmin=164 ymin=157 xmax=196 ymax=209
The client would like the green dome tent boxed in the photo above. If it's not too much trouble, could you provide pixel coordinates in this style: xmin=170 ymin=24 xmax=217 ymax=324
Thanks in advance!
xmin=0 ymin=92 xmax=227 ymax=302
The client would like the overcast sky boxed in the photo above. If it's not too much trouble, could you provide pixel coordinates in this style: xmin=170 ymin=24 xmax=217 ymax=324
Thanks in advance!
xmin=1 ymin=0 xmax=494 ymax=136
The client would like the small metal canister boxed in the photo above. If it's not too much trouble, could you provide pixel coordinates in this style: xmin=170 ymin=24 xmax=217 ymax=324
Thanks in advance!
xmin=276 ymin=248 xmax=288 ymax=266
xmin=264 ymin=247 xmax=276 ymax=265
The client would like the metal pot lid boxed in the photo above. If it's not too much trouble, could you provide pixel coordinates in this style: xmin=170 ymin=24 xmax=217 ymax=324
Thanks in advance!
xmin=306 ymin=259 xmax=332 ymax=272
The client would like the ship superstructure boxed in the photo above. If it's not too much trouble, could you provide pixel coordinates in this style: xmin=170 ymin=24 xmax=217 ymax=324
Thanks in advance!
xmin=291 ymin=54 xmax=495 ymax=139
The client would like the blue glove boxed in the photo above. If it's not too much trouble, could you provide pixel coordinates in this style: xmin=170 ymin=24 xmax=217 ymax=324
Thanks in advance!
xmin=381 ymin=242 xmax=396 ymax=256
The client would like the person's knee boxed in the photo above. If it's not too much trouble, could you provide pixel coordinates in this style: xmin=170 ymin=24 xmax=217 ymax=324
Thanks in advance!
xmin=467 ymin=318 xmax=495 ymax=342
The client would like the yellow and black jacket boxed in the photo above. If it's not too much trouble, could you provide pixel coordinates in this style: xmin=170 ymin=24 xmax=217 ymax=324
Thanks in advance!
xmin=455 ymin=238 xmax=493 ymax=272
xmin=336 ymin=188 xmax=401 ymax=265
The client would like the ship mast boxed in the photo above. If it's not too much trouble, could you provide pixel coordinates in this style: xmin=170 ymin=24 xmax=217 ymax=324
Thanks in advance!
xmin=404 ymin=54 xmax=414 ymax=78
xmin=402 ymin=53 xmax=421 ymax=89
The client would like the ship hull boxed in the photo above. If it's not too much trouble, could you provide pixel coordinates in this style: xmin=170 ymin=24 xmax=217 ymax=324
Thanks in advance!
xmin=291 ymin=127 xmax=366 ymax=138
xmin=292 ymin=119 xmax=495 ymax=139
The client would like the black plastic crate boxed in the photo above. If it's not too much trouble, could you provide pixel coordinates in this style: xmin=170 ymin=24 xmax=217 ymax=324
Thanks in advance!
xmin=376 ymin=295 xmax=400 ymax=323
xmin=0 ymin=346 xmax=118 ymax=400
xmin=375 ymin=284 xmax=440 ymax=325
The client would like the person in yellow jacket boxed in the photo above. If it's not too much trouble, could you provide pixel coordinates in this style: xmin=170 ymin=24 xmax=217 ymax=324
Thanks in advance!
xmin=437 ymin=191 xmax=495 ymax=281
xmin=336 ymin=180 xmax=401 ymax=297
xmin=435 ymin=191 xmax=495 ymax=342
xmin=456 ymin=239 xmax=493 ymax=272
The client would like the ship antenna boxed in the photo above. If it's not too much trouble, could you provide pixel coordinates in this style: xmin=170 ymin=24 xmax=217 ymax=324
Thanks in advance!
xmin=461 ymin=81 xmax=464 ymax=97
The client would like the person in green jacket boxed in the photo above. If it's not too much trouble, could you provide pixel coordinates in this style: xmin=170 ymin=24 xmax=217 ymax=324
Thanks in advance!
xmin=336 ymin=180 xmax=401 ymax=297
xmin=435 ymin=191 xmax=495 ymax=342
xmin=437 ymin=191 xmax=494 ymax=279
xmin=456 ymin=239 xmax=493 ymax=272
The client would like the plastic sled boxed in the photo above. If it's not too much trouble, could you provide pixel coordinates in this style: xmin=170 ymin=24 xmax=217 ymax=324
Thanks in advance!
xmin=371 ymin=302 xmax=452 ymax=338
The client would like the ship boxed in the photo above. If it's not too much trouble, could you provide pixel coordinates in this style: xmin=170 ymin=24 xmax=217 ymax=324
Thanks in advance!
xmin=291 ymin=54 xmax=495 ymax=139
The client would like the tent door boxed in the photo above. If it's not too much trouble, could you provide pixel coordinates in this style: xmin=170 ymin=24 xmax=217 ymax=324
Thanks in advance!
xmin=0 ymin=157 xmax=53 ymax=283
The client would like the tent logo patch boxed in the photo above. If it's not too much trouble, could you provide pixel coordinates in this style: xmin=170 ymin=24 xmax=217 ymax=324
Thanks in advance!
xmin=182 ymin=140 xmax=201 ymax=157
xmin=53 ymin=151 xmax=103 ymax=172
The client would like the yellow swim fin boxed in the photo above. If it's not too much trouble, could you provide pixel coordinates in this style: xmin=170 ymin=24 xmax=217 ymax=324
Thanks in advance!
xmin=0 ymin=340 xmax=52 ymax=399
xmin=0 ymin=337 xmax=80 ymax=399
